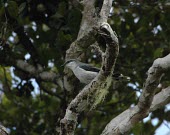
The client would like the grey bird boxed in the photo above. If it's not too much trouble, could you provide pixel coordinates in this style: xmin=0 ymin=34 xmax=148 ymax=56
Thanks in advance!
xmin=62 ymin=59 xmax=129 ymax=84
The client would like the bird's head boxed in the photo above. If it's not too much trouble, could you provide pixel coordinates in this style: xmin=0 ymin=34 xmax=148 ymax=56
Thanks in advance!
xmin=62 ymin=59 xmax=79 ymax=70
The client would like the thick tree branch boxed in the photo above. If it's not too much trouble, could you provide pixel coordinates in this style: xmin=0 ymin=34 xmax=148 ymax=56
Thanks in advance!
xmin=99 ymin=0 xmax=112 ymax=22
xmin=77 ymin=0 xmax=96 ymax=38
xmin=65 ymin=0 xmax=113 ymax=92
xmin=60 ymin=22 xmax=119 ymax=135
xmin=101 ymin=86 xmax=170 ymax=135
xmin=66 ymin=0 xmax=113 ymax=60
xmin=150 ymin=86 xmax=170 ymax=111
xmin=64 ymin=0 xmax=97 ymax=91
xmin=101 ymin=54 xmax=170 ymax=135
xmin=60 ymin=1 xmax=115 ymax=134
xmin=15 ymin=60 xmax=64 ymax=97
xmin=64 ymin=0 xmax=97 ymax=92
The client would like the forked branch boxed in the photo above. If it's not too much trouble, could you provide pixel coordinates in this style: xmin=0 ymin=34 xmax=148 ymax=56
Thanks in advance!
xmin=101 ymin=54 xmax=170 ymax=135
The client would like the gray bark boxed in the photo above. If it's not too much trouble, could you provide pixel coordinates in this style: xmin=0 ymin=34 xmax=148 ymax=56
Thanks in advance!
xmin=101 ymin=54 xmax=170 ymax=135
xmin=0 ymin=125 xmax=9 ymax=135
xmin=59 ymin=0 xmax=170 ymax=135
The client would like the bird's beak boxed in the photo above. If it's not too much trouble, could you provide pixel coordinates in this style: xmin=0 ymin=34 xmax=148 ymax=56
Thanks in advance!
xmin=61 ymin=63 xmax=65 ymax=67
xmin=61 ymin=62 xmax=67 ymax=67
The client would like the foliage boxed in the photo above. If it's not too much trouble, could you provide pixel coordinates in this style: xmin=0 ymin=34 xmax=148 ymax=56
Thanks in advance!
xmin=0 ymin=0 xmax=170 ymax=134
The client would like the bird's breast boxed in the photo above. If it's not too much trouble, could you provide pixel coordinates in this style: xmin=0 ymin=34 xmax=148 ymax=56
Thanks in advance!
xmin=73 ymin=67 xmax=98 ymax=84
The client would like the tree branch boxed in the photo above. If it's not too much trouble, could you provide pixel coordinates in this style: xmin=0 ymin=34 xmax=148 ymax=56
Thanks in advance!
xmin=0 ymin=124 xmax=9 ymax=135
xmin=60 ymin=1 xmax=116 ymax=134
xmin=77 ymin=0 xmax=96 ymax=38
xmin=0 ymin=41 xmax=63 ymax=94
xmin=66 ymin=0 xmax=113 ymax=60
xmin=60 ymin=22 xmax=119 ymax=135
xmin=99 ymin=0 xmax=113 ymax=22
xmin=150 ymin=86 xmax=170 ymax=112
xmin=16 ymin=60 xmax=59 ymax=83
xmin=101 ymin=54 xmax=170 ymax=135
xmin=101 ymin=86 xmax=170 ymax=135
xmin=64 ymin=0 xmax=113 ymax=92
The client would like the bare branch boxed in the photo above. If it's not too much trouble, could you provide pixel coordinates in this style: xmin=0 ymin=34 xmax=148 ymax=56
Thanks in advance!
xmin=60 ymin=1 xmax=117 ymax=134
xmin=64 ymin=0 xmax=113 ymax=92
xmin=150 ymin=86 xmax=170 ymax=112
xmin=101 ymin=54 xmax=170 ymax=135
xmin=99 ymin=0 xmax=113 ymax=22
xmin=77 ymin=0 xmax=96 ymax=38
xmin=63 ymin=29 xmax=97 ymax=91
xmin=101 ymin=86 xmax=170 ymax=135
xmin=14 ymin=59 xmax=65 ymax=96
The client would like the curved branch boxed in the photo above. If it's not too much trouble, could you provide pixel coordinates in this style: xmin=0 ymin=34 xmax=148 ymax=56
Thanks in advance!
xmin=150 ymin=86 xmax=170 ymax=112
xmin=101 ymin=86 xmax=170 ymax=135
xmin=101 ymin=54 xmax=170 ymax=135
xmin=64 ymin=0 xmax=113 ymax=92
xmin=60 ymin=22 xmax=119 ymax=135
xmin=60 ymin=1 xmax=116 ymax=134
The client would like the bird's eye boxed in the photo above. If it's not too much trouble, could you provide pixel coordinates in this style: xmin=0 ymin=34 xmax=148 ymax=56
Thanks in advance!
xmin=68 ymin=61 xmax=74 ymax=65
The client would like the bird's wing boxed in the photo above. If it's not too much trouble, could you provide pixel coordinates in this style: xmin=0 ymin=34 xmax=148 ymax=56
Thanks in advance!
xmin=79 ymin=64 xmax=100 ymax=72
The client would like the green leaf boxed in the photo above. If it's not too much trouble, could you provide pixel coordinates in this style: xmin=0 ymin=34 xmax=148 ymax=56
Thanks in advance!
xmin=154 ymin=48 xmax=163 ymax=58
xmin=50 ymin=12 xmax=63 ymax=19
xmin=18 ymin=2 xmax=26 ymax=14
